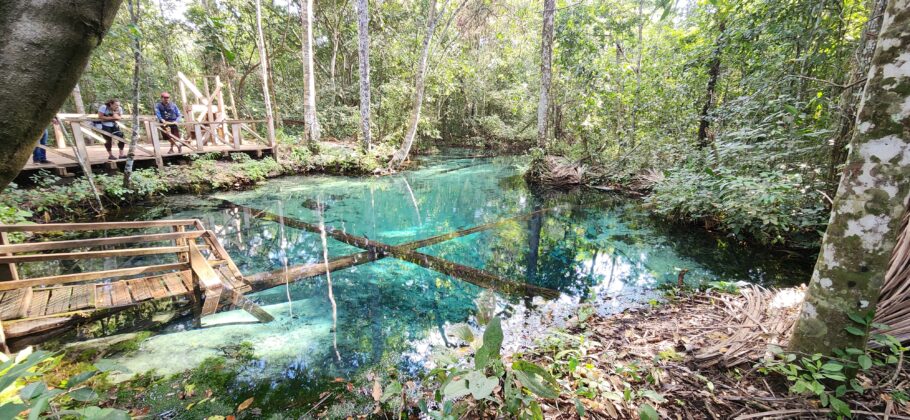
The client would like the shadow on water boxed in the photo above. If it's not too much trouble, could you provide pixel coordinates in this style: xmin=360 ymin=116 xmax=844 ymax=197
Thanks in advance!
xmin=88 ymin=153 xmax=816 ymax=417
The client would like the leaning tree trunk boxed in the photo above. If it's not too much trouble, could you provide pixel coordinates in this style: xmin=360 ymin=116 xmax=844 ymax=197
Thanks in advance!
xmin=536 ymin=0 xmax=555 ymax=148
xmin=789 ymin=0 xmax=910 ymax=355
xmin=389 ymin=0 xmax=439 ymax=169
xmin=825 ymin=0 xmax=887 ymax=195
xmin=0 ymin=0 xmax=122 ymax=191
xmin=300 ymin=0 xmax=321 ymax=146
xmin=123 ymin=0 xmax=142 ymax=188
xmin=355 ymin=0 xmax=372 ymax=151
xmin=255 ymin=0 xmax=277 ymax=157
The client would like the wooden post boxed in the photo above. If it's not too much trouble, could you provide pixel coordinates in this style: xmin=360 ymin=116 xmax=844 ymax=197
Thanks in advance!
xmin=52 ymin=118 xmax=66 ymax=149
xmin=232 ymin=123 xmax=242 ymax=149
xmin=70 ymin=122 xmax=91 ymax=166
xmin=195 ymin=124 xmax=205 ymax=150
xmin=147 ymin=121 xmax=164 ymax=169
xmin=0 ymin=232 xmax=19 ymax=282
xmin=203 ymin=77 xmax=215 ymax=147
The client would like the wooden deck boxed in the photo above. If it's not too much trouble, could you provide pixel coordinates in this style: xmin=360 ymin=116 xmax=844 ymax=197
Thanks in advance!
xmin=0 ymin=220 xmax=272 ymax=352
xmin=23 ymin=143 xmax=273 ymax=174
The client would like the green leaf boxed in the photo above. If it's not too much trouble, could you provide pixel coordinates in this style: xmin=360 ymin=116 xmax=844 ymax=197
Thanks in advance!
xmin=475 ymin=346 xmax=490 ymax=370
xmin=20 ymin=381 xmax=46 ymax=400
xmin=92 ymin=359 xmax=123 ymax=373
xmin=0 ymin=403 xmax=27 ymax=419
xmin=857 ymin=355 xmax=872 ymax=370
xmin=829 ymin=396 xmax=851 ymax=417
xmin=69 ymin=387 xmax=99 ymax=402
xmin=442 ymin=377 xmax=471 ymax=400
xmin=74 ymin=406 xmax=132 ymax=420
xmin=28 ymin=395 xmax=50 ymax=420
xmin=844 ymin=326 xmax=865 ymax=336
xmin=483 ymin=317 xmax=504 ymax=357
xmin=821 ymin=362 xmax=843 ymax=372
xmin=66 ymin=370 xmax=98 ymax=389
xmin=574 ymin=398 xmax=585 ymax=417
xmin=638 ymin=403 xmax=660 ymax=420
xmin=465 ymin=370 xmax=498 ymax=400
xmin=513 ymin=370 xmax=558 ymax=399
xmin=0 ymin=350 xmax=51 ymax=394
xmin=640 ymin=389 xmax=666 ymax=403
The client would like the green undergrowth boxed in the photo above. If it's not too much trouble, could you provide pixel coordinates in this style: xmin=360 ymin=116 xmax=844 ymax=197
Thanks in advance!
xmin=0 ymin=142 xmax=394 ymax=223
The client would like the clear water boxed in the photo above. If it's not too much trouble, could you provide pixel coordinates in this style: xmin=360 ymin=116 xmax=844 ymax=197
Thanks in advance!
xmin=100 ymin=152 xmax=814 ymax=413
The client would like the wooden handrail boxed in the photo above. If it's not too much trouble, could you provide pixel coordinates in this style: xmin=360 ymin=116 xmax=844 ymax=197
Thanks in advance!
xmin=0 ymin=231 xmax=205 ymax=254
xmin=0 ymin=220 xmax=202 ymax=232
xmin=0 ymin=262 xmax=190 ymax=291
xmin=0 ymin=246 xmax=189 ymax=264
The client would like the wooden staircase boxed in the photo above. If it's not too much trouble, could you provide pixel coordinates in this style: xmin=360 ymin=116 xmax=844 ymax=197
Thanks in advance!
xmin=0 ymin=219 xmax=272 ymax=352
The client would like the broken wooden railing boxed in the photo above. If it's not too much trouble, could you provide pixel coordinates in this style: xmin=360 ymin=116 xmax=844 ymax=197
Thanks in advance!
xmin=0 ymin=220 xmax=272 ymax=352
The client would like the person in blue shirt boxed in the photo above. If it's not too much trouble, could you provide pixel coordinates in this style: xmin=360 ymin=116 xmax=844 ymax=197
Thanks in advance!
xmin=154 ymin=92 xmax=183 ymax=154
xmin=32 ymin=128 xmax=50 ymax=164
xmin=97 ymin=99 xmax=124 ymax=160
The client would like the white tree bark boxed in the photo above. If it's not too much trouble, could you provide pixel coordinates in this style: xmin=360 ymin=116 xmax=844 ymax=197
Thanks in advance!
xmin=255 ymin=0 xmax=277 ymax=156
xmin=355 ymin=0 xmax=372 ymax=151
xmin=536 ymin=0 xmax=555 ymax=148
xmin=300 ymin=0 xmax=321 ymax=145
xmin=123 ymin=0 xmax=143 ymax=187
xmin=389 ymin=0 xmax=439 ymax=169
xmin=790 ymin=0 xmax=910 ymax=354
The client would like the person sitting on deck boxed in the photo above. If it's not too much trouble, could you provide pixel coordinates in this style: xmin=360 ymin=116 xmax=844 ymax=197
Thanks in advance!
xmin=97 ymin=99 xmax=125 ymax=160
xmin=155 ymin=92 xmax=183 ymax=154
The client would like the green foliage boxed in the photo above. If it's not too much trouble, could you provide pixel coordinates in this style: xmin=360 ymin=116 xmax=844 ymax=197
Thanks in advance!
xmin=0 ymin=347 xmax=129 ymax=419
xmin=422 ymin=316 xmax=561 ymax=418
xmin=647 ymin=166 xmax=828 ymax=246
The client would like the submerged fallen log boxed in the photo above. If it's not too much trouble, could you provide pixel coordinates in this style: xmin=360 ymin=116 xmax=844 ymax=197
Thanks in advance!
xmin=525 ymin=155 xmax=585 ymax=187
xmin=228 ymin=200 xmax=562 ymax=299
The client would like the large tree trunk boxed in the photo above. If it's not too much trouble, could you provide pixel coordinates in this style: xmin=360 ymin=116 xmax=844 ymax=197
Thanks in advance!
xmin=123 ymin=0 xmax=142 ymax=187
xmin=300 ymin=0 xmax=321 ymax=146
xmin=0 ymin=0 xmax=122 ymax=191
xmin=789 ymin=0 xmax=910 ymax=355
xmin=825 ymin=0 xmax=887 ymax=195
xmin=255 ymin=0 xmax=277 ymax=156
xmin=697 ymin=19 xmax=725 ymax=148
xmin=536 ymin=0 xmax=555 ymax=148
xmin=355 ymin=0 xmax=372 ymax=151
xmin=389 ymin=0 xmax=439 ymax=169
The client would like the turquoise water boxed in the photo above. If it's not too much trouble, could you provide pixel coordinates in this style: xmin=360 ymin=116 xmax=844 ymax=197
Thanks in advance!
xmin=102 ymin=152 xmax=814 ymax=414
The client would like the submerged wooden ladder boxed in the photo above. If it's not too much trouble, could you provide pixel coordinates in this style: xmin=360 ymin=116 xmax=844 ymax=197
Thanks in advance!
xmin=0 ymin=220 xmax=272 ymax=352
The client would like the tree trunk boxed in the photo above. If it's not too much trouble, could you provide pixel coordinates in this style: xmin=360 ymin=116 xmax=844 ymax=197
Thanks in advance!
xmin=789 ymin=0 xmax=910 ymax=355
xmin=255 ymin=0 xmax=277 ymax=156
xmin=697 ymin=19 xmax=725 ymax=148
xmin=389 ymin=0 xmax=439 ymax=169
xmin=300 ymin=0 xmax=321 ymax=146
xmin=0 ymin=0 xmax=122 ymax=191
xmin=825 ymin=0 xmax=887 ymax=195
xmin=72 ymin=83 xmax=87 ymax=114
xmin=536 ymin=0 xmax=555 ymax=148
xmin=123 ymin=0 xmax=142 ymax=188
xmin=631 ymin=0 xmax=643 ymax=147
xmin=355 ymin=0 xmax=372 ymax=151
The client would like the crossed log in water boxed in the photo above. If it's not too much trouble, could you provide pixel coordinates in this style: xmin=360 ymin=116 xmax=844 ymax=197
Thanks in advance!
xmin=228 ymin=200 xmax=562 ymax=300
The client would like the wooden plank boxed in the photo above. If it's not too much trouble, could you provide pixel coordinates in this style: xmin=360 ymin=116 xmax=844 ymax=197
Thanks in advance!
xmin=45 ymin=287 xmax=73 ymax=316
xmin=0 ymin=246 xmax=188 ymax=264
xmin=127 ymin=279 xmax=152 ymax=301
xmin=95 ymin=284 xmax=113 ymax=308
xmin=68 ymin=285 xmax=93 ymax=311
xmin=163 ymin=273 xmax=188 ymax=295
xmin=111 ymin=282 xmax=132 ymax=307
xmin=18 ymin=288 xmax=32 ymax=318
xmin=180 ymin=270 xmax=194 ymax=292
xmin=27 ymin=290 xmax=50 ymax=318
xmin=147 ymin=277 xmax=170 ymax=299
xmin=0 ymin=289 xmax=24 ymax=320
xmin=0 ymin=262 xmax=191 ymax=291
xmin=0 ymin=231 xmax=204 ymax=254
xmin=0 ymin=220 xmax=200 ymax=232
xmin=0 ymin=232 xmax=19 ymax=281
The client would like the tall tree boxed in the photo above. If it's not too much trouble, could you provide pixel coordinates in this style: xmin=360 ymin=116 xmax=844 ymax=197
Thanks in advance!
xmin=0 ymin=0 xmax=122 ymax=191
xmin=696 ymin=18 xmax=725 ymax=148
xmin=536 ymin=0 xmax=555 ymax=148
xmin=300 ymin=0 xmax=321 ymax=145
xmin=389 ymin=0 xmax=442 ymax=169
xmin=825 ymin=0 xmax=888 ymax=194
xmin=355 ymin=0 xmax=372 ymax=151
xmin=789 ymin=0 xmax=910 ymax=355
xmin=255 ymin=0 xmax=277 ymax=156
xmin=123 ymin=0 xmax=143 ymax=187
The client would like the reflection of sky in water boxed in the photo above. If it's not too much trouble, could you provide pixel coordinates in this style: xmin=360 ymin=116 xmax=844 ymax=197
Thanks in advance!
xmin=105 ymin=152 xmax=815 ymax=412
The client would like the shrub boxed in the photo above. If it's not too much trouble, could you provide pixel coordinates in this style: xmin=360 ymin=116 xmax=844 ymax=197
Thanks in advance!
xmin=646 ymin=166 xmax=828 ymax=246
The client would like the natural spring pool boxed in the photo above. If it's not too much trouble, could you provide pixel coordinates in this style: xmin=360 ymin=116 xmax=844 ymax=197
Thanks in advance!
xmin=62 ymin=152 xmax=815 ymax=415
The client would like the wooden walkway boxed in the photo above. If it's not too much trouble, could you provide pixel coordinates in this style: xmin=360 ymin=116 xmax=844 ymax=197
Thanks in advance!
xmin=0 ymin=220 xmax=272 ymax=352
